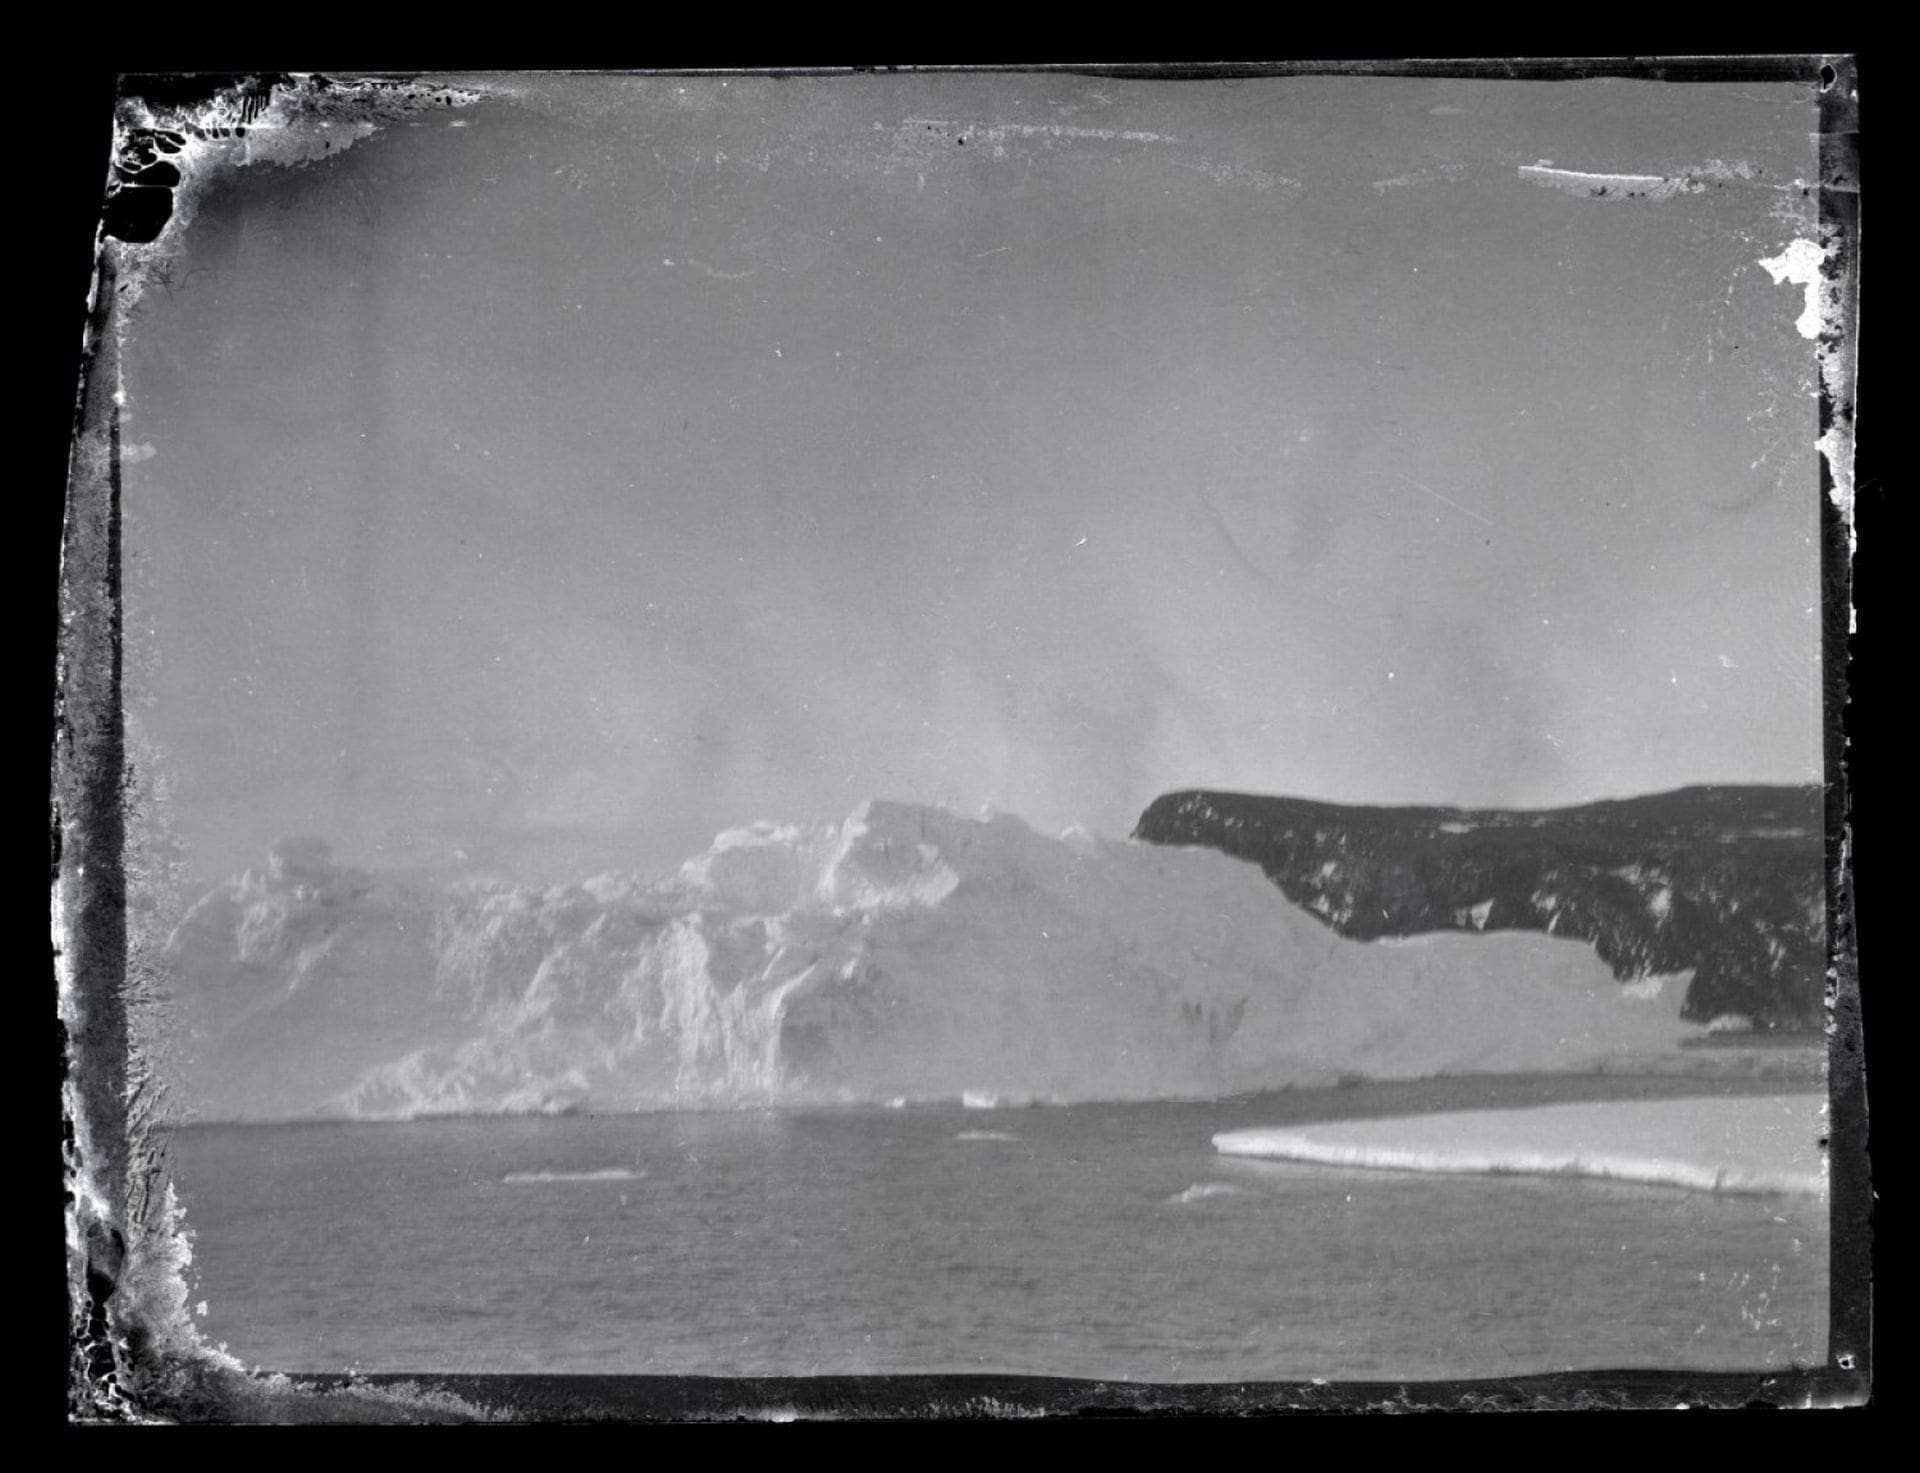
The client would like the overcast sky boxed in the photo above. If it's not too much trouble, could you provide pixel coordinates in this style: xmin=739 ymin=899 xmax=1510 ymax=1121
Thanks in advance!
xmin=121 ymin=73 xmax=1826 ymax=886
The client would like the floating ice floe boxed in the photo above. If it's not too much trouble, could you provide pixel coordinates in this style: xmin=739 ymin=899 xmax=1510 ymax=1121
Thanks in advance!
xmin=1168 ymin=1182 xmax=1245 ymax=1204
xmin=1214 ymin=1095 xmax=1827 ymax=1197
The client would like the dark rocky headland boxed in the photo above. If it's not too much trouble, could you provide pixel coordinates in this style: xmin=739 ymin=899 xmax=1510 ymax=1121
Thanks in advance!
xmin=1133 ymin=785 xmax=1828 ymax=1032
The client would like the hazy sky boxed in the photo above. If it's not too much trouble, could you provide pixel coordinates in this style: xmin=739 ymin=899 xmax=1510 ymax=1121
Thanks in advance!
xmin=121 ymin=73 xmax=1827 ymax=886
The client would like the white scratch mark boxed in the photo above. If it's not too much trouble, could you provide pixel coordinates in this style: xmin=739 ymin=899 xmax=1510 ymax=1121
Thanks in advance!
xmin=1372 ymin=163 xmax=1468 ymax=194
xmin=907 ymin=118 xmax=1176 ymax=145
xmin=1519 ymin=159 xmax=1774 ymax=201
xmin=684 ymin=258 xmax=760 ymax=281
xmin=1170 ymin=157 xmax=1298 ymax=192
xmin=1393 ymin=472 xmax=1495 ymax=529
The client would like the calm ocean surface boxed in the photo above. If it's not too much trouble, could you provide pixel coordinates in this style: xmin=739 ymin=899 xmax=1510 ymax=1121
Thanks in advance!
xmin=165 ymin=1076 xmax=1828 ymax=1383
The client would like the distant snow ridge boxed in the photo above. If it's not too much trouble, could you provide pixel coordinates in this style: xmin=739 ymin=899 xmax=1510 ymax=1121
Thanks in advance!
xmin=163 ymin=802 xmax=1706 ymax=1120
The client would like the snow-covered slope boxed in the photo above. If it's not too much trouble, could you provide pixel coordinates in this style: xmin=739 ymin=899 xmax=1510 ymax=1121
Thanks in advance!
xmin=160 ymin=803 xmax=1707 ymax=1120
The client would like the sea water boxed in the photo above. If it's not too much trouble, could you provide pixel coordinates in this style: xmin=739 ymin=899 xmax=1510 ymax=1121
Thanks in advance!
xmin=164 ymin=1076 xmax=1828 ymax=1382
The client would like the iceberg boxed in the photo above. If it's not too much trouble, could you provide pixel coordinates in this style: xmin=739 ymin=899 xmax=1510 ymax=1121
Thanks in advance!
xmin=160 ymin=801 xmax=1719 ymax=1120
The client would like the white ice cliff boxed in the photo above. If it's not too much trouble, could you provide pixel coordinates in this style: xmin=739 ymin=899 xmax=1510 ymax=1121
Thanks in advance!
xmin=158 ymin=803 xmax=1704 ymax=1119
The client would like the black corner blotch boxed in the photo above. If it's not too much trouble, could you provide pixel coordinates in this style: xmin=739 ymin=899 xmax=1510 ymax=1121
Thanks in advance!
xmin=102 ymin=185 xmax=174 ymax=244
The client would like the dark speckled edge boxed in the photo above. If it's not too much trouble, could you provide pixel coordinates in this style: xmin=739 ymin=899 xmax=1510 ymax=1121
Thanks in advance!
xmin=54 ymin=56 xmax=1870 ymax=1422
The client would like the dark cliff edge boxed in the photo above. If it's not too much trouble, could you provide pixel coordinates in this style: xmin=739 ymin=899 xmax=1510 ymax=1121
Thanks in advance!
xmin=1132 ymin=785 xmax=1827 ymax=1031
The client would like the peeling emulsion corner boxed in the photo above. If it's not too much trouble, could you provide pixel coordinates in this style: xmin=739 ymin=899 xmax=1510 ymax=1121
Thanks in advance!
xmin=103 ymin=72 xmax=487 ymax=296
xmin=63 ymin=71 xmax=503 ymax=1424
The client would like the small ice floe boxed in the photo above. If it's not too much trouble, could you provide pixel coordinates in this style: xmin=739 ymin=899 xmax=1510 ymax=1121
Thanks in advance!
xmin=1168 ymin=1182 xmax=1246 ymax=1205
xmin=501 ymin=1167 xmax=645 ymax=1184
xmin=955 ymin=1130 xmax=1020 ymax=1143
xmin=961 ymin=1089 xmax=1001 ymax=1110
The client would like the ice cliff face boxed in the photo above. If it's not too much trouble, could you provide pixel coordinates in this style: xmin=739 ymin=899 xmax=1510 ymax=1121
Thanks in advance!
xmin=1132 ymin=786 xmax=1827 ymax=1030
xmin=161 ymin=803 xmax=1708 ymax=1120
